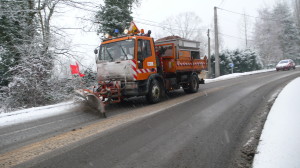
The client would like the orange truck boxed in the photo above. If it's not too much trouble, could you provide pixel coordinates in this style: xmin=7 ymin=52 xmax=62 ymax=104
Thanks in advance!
xmin=77 ymin=31 xmax=207 ymax=117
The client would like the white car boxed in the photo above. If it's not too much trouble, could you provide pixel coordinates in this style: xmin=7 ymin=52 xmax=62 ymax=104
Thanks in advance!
xmin=276 ymin=59 xmax=296 ymax=71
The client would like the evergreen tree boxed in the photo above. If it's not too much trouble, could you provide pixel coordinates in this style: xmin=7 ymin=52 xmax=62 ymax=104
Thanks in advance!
xmin=293 ymin=0 xmax=300 ymax=29
xmin=273 ymin=2 xmax=300 ymax=60
xmin=211 ymin=49 xmax=262 ymax=76
xmin=0 ymin=0 xmax=35 ymax=86
xmin=254 ymin=8 xmax=282 ymax=66
xmin=254 ymin=2 xmax=300 ymax=66
xmin=95 ymin=0 xmax=138 ymax=35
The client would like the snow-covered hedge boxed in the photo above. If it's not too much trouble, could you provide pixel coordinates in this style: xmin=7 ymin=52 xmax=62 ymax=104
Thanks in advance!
xmin=211 ymin=48 xmax=263 ymax=77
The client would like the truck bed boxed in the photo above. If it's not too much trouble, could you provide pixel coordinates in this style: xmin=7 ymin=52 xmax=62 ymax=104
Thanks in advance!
xmin=155 ymin=38 xmax=207 ymax=74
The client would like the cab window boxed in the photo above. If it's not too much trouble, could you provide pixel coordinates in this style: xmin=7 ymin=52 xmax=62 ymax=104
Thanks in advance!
xmin=191 ymin=51 xmax=200 ymax=59
xmin=138 ymin=39 xmax=152 ymax=59
xmin=155 ymin=45 xmax=173 ymax=57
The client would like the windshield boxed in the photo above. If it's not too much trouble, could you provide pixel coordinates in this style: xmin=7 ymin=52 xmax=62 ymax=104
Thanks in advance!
xmin=279 ymin=60 xmax=288 ymax=64
xmin=99 ymin=39 xmax=134 ymax=61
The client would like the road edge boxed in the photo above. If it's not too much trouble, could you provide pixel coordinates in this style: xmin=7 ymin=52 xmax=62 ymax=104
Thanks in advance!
xmin=231 ymin=77 xmax=294 ymax=168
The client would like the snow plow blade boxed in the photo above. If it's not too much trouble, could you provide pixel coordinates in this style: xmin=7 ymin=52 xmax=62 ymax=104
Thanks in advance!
xmin=75 ymin=89 xmax=106 ymax=118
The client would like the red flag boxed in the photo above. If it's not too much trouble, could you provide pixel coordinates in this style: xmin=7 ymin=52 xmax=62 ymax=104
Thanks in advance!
xmin=70 ymin=64 xmax=79 ymax=74
xmin=79 ymin=73 xmax=85 ymax=77
xmin=70 ymin=62 xmax=85 ymax=77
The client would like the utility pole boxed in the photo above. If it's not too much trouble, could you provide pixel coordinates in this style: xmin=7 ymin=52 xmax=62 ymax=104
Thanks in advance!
xmin=295 ymin=0 xmax=300 ymax=28
xmin=214 ymin=6 xmax=220 ymax=77
xmin=244 ymin=12 xmax=248 ymax=48
xmin=207 ymin=29 xmax=212 ymax=78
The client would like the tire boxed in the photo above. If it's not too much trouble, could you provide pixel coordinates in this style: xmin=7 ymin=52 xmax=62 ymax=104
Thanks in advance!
xmin=146 ymin=79 xmax=162 ymax=104
xmin=184 ymin=75 xmax=199 ymax=93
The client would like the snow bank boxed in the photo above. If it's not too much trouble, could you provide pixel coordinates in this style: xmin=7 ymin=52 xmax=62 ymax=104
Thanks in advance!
xmin=253 ymin=77 xmax=300 ymax=168
xmin=205 ymin=69 xmax=274 ymax=83
xmin=0 ymin=101 xmax=79 ymax=127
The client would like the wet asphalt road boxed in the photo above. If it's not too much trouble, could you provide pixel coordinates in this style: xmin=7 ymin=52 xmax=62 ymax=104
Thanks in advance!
xmin=1 ymin=69 xmax=300 ymax=168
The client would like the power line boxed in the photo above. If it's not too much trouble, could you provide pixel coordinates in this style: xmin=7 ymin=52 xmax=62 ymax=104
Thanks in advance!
xmin=132 ymin=14 xmax=208 ymax=31
xmin=132 ymin=16 xmax=160 ymax=24
xmin=216 ymin=7 xmax=284 ymax=22
xmin=218 ymin=33 xmax=254 ymax=41
xmin=218 ymin=0 xmax=226 ymax=7
xmin=217 ymin=7 xmax=260 ymax=19
xmin=135 ymin=18 xmax=253 ymax=42
xmin=133 ymin=17 xmax=207 ymax=32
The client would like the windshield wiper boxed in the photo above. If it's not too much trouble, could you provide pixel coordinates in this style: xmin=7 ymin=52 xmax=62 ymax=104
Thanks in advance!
xmin=105 ymin=47 xmax=113 ymax=61
xmin=119 ymin=45 xmax=128 ymax=60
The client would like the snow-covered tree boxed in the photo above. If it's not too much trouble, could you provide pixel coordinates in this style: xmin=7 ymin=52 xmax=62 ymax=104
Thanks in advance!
xmin=0 ymin=0 xmax=98 ymax=110
xmin=95 ymin=0 xmax=140 ymax=35
xmin=273 ymin=2 xmax=300 ymax=60
xmin=4 ymin=39 xmax=53 ymax=108
xmin=253 ymin=8 xmax=281 ymax=66
xmin=211 ymin=49 xmax=262 ymax=76
xmin=253 ymin=2 xmax=300 ymax=66
xmin=294 ymin=0 xmax=300 ymax=29
xmin=162 ymin=12 xmax=203 ymax=40
xmin=0 ymin=0 xmax=57 ymax=109
xmin=159 ymin=12 xmax=206 ymax=55
xmin=0 ymin=0 xmax=35 ymax=86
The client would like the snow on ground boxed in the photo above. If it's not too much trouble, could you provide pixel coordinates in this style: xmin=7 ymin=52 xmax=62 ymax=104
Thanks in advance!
xmin=205 ymin=69 xmax=275 ymax=83
xmin=0 ymin=101 xmax=81 ymax=128
xmin=252 ymin=77 xmax=300 ymax=168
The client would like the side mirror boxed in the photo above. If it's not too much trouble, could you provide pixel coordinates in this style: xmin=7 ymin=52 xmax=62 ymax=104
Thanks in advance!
xmin=94 ymin=48 xmax=98 ymax=54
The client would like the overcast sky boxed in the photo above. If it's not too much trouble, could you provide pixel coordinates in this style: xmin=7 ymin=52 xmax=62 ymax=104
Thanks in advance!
xmin=53 ymin=0 xmax=282 ymax=68
xmin=133 ymin=0 xmax=279 ymax=49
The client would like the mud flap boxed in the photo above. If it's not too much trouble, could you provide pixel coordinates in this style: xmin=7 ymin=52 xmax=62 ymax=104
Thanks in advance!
xmin=199 ymin=78 xmax=205 ymax=84
xmin=198 ymin=70 xmax=206 ymax=84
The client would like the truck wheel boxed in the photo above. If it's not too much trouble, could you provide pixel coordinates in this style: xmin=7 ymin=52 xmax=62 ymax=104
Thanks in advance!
xmin=184 ymin=75 xmax=199 ymax=93
xmin=146 ymin=79 xmax=162 ymax=104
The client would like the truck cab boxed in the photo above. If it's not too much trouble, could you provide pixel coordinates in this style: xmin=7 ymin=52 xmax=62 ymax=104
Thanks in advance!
xmin=97 ymin=36 xmax=158 ymax=81
xmin=96 ymin=35 xmax=160 ymax=98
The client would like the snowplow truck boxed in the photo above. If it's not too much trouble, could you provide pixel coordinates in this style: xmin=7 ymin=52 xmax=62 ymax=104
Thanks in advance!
xmin=77 ymin=34 xmax=207 ymax=118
